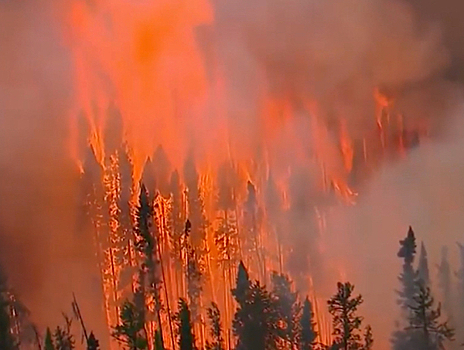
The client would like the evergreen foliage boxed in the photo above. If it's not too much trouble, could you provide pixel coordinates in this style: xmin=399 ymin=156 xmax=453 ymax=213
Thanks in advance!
xmin=175 ymin=298 xmax=196 ymax=350
xmin=300 ymin=297 xmax=317 ymax=350
xmin=327 ymin=282 xmax=364 ymax=350
xmin=406 ymin=282 xmax=454 ymax=350
xmin=206 ymin=302 xmax=225 ymax=350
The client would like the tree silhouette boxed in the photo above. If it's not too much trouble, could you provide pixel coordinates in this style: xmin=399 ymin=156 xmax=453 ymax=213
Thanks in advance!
xmin=54 ymin=315 xmax=75 ymax=350
xmin=417 ymin=242 xmax=430 ymax=286
xmin=206 ymin=302 xmax=224 ymax=350
xmin=327 ymin=282 xmax=365 ymax=350
xmin=272 ymin=272 xmax=301 ymax=348
xmin=175 ymin=298 xmax=196 ymax=350
xmin=407 ymin=282 xmax=454 ymax=350
xmin=112 ymin=296 xmax=147 ymax=350
xmin=363 ymin=325 xmax=373 ymax=350
xmin=44 ymin=328 xmax=55 ymax=350
xmin=232 ymin=262 xmax=280 ymax=350
xmin=300 ymin=297 xmax=317 ymax=350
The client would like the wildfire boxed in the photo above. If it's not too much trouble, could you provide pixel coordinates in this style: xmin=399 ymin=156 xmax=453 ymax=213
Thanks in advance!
xmin=65 ymin=0 xmax=426 ymax=348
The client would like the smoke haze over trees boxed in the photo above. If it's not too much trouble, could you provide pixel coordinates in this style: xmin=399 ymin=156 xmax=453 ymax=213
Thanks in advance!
xmin=3 ymin=0 xmax=464 ymax=349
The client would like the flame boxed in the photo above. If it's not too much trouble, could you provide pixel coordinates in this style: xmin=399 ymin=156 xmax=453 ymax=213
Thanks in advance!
xmin=65 ymin=1 xmax=427 ymax=348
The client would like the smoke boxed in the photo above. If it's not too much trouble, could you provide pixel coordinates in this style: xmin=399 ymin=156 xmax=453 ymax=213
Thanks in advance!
xmin=0 ymin=0 xmax=106 ymax=340
xmin=2 ymin=0 xmax=464 ymax=347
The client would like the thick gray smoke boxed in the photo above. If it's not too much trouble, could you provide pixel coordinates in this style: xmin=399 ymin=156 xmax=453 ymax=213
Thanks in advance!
xmin=0 ymin=0 xmax=106 ymax=340
xmin=1 ymin=0 xmax=464 ymax=347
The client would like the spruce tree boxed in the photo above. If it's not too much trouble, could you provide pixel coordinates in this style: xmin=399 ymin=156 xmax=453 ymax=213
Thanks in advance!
xmin=417 ymin=242 xmax=430 ymax=286
xmin=397 ymin=227 xmax=417 ymax=309
xmin=363 ymin=325 xmax=373 ymax=350
xmin=327 ymin=282 xmax=365 ymax=350
xmin=44 ymin=328 xmax=55 ymax=350
xmin=392 ymin=226 xmax=418 ymax=350
xmin=300 ymin=297 xmax=317 ymax=350
xmin=407 ymin=282 xmax=454 ymax=350
xmin=206 ymin=302 xmax=224 ymax=350
xmin=271 ymin=272 xmax=301 ymax=348
xmin=134 ymin=184 xmax=164 ymax=347
xmin=87 ymin=332 xmax=100 ymax=350
xmin=112 ymin=297 xmax=147 ymax=350
xmin=175 ymin=298 xmax=196 ymax=350
xmin=232 ymin=262 xmax=280 ymax=350
xmin=54 ymin=315 xmax=75 ymax=350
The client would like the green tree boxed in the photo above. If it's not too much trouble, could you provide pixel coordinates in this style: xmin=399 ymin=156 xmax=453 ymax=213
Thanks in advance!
xmin=44 ymin=328 xmax=55 ymax=350
xmin=363 ymin=325 xmax=373 ymax=350
xmin=271 ymin=272 xmax=301 ymax=348
xmin=112 ymin=297 xmax=147 ymax=350
xmin=392 ymin=226 xmax=418 ymax=350
xmin=54 ymin=315 xmax=75 ymax=350
xmin=417 ymin=242 xmax=430 ymax=286
xmin=407 ymin=282 xmax=454 ymax=350
xmin=327 ymin=282 xmax=364 ymax=350
xmin=206 ymin=302 xmax=224 ymax=350
xmin=300 ymin=297 xmax=317 ymax=350
xmin=232 ymin=262 xmax=280 ymax=350
xmin=87 ymin=332 xmax=100 ymax=350
xmin=134 ymin=184 xmax=165 ymax=347
xmin=175 ymin=299 xmax=196 ymax=350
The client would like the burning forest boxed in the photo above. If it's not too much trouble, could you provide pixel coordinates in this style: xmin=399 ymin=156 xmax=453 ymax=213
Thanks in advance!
xmin=2 ymin=0 xmax=464 ymax=349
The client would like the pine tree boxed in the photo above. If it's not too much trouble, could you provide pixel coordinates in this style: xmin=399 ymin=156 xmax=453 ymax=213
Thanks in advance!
xmin=54 ymin=315 xmax=75 ymax=350
xmin=392 ymin=227 xmax=418 ymax=350
xmin=232 ymin=262 xmax=280 ymax=350
xmin=417 ymin=242 xmax=430 ymax=286
xmin=175 ymin=299 xmax=196 ymax=350
xmin=397 ymin=227 xmax=417 ymax=309
xmin=407 ymin=282 xmax=454 ymax=350
xmin=134 ymin=184 xmax=165 ymax=347
xmin=44 ymin=328 xmax=55 ymax=350
xmin=363 ymin=325 xmax=373 ymax=350
xmin=271 ymin=272 xmax=301 ymax=348
xmin=327 ymin=282 xmax=365 ymax=350
xmin=206 ymin=302 xmax=224 ymax=350
xmin=300 ymin=297 xmax=317 ymax=350
xmin=87 ymin=332 xmax=100 ymax=350
xmin=112 ymin=297 xmax=148 ymax=350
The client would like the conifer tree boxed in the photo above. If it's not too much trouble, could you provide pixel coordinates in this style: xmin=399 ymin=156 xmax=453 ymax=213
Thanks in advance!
xmin=327 ymin=282 xmax=365 ymax=350
xmin=407 ymin=282 xmax=454 ymax=350
xmin=271 ymin=272 xmax=301 ymax=348
xmin=206 ymin=302 xmax=224 ymax=350
xmin=300 ymin=297 xmax=317 ymax=350
xmin=54 ymin=315 xmax=75 ymax=350
xmin=232 ymin=262 xmax=280 ymax=350
xmin=175 ymin=299 xmax=196 ymax=350
xmin=44 ymin=328 xmax=55 ymax=350
xmin=86 ymin=332 xmax=100 ymax=350
xmin=363 ymin=325 xmax=373 ymax=350
xmin=112 ymin=296 xmax=148 ymax=350
xmin=134 ymin=184 xmax=165 ymax=347
xmin=417 ymin=242 xmax=430 ymax=286
xmin=397 ymin=227 xmax=417 ymax=309
xmin=392 ymin=227 xmax=418 ymax=350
